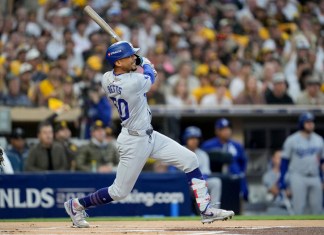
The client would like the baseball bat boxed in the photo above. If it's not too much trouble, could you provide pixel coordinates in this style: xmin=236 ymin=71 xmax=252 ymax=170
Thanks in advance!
xmin=84 ymin=5 xmax=122 ymax=42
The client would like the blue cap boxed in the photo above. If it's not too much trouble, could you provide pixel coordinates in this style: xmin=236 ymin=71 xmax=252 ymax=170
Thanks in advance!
xmin=183 ymin=126 xmax=202 ymax=142
xmin=298 ymin=112 xmax=314 ymax=130
xmin=215 ymin=118 xmax=231 ymax=129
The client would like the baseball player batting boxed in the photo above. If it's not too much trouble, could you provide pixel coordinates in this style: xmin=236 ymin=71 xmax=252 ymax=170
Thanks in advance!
xmin=279 ymin=112 xmax=324 ymax=214
xmin=64 ymin=41 xmax=234 ymax=227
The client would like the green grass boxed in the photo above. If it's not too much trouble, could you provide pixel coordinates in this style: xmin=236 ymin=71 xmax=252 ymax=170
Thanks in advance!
xmin=1 ymin=215 xmax=324 ymax=222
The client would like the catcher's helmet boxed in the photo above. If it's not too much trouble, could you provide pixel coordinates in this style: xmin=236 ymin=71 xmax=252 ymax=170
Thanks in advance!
xmin=298 ymin=112 xmax=314 ymax=130
xmin=183 ymin=126 xmax=202 ymax=143
xmin=106 ymin=41 xmax=139 ymax=66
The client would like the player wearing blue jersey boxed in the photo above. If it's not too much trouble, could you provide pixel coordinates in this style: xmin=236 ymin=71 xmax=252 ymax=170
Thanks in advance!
xmin=279 ymin=112 xmax=324 ymax=214
xmin=201 ymin=118 xmax=249 ymax=201
xmin=64 ymin=41 xmax=234 ymax=227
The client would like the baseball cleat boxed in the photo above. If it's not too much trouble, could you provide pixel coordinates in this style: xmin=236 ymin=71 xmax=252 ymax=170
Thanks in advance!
xmin=64 ymin=199 xmax=90 ymax=228
xmin=201 ymin=205 xmax=234 ymax=224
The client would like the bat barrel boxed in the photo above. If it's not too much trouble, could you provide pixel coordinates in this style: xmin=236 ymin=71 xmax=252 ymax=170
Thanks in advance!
xmin=84 ymin=5 xmax=121 ymax=41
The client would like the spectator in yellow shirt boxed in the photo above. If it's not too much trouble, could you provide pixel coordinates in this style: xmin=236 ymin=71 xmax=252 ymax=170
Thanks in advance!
xmin=34 ymin=64 xmax=63 ymax=106
xmin=192 ymin=64 xmax=215 ymax=104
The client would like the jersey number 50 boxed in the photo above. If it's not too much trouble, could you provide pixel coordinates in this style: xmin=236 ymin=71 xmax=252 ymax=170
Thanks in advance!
xmin=110 ymin=97 xmax=129 ymax=121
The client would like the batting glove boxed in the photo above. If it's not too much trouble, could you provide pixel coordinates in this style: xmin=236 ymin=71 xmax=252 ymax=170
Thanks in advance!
xmin=136 ymin=55 xmax=157 ymax=78
xmin=142 ymin=57 xmax=153 ymax=67
xmin=135 ymin=54 xmax=142 ymax=66
xmin=135 ymin=55 xmax=152 ymax=66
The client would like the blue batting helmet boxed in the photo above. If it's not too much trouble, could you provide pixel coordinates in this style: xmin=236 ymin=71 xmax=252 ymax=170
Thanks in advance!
xmin=215 ymin=118 xmax=231 ymax=129
xmin=183 ymin=126 xmax=202 ymax=143
xmin=106 ymin=41 xmax=139 ymax=66
xmin=298 ymin=112 xmax=314 ymax=130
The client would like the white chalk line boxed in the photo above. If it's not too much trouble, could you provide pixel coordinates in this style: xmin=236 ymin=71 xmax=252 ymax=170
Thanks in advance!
xmin=181 ymin=232 xmax=243 ymax=235
xmin=235 ymin=226 xmax=292 ymax=230
xmin=37 ymin=226 xmax=68 ymax=230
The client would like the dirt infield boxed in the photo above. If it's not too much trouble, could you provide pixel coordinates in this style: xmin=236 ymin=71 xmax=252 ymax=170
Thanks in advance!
xmin=0 ymin=220 xmax=323 ymax=235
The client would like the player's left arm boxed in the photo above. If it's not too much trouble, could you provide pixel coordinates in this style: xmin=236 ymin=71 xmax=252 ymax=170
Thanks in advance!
xmin=137 ymin=56 xmax=157 ymax=83
xmin=135 ymin=59 xmax=157 ymax=94
xmin=143 ymin=65 xmax=155 ymax=84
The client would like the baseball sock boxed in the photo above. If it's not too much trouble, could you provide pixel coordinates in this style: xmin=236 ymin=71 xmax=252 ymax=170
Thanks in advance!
xmin=78 ymin=187 xmax=113 ymax=208
xmin=185 ymin=168 xmax=204 ymax=183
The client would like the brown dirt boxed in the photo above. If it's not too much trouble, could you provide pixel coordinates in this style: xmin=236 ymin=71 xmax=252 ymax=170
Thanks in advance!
xmin=0 ymin=220 xmax=323 ymax=235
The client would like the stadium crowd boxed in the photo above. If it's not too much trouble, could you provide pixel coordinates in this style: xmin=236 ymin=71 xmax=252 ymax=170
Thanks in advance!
xmin=1 ymin=0 xmax=324 ymax=112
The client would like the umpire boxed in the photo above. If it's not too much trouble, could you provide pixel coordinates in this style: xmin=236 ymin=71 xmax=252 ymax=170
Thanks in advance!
xmin=279 ymin=112 xmax=324 ymax=214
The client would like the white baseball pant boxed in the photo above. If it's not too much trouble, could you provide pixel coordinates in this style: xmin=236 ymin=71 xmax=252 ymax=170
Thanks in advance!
xmin=108 ymin=129 xmax=199 ymax=201
xmin=290 ymin=173 xmax=323 ymax=214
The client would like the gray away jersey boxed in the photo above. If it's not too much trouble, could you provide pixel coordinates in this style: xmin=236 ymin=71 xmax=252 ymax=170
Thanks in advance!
xmin=282 ymin=131 xmax=324 ymax=176
xmin=101 ymin=71 xmax=152 ymax=131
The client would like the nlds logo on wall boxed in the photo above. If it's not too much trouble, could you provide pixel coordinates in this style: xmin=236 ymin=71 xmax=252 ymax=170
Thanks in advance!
xmin=0 ymin=188 xmax=96 ymax=209
xmin=0 ymin=188 xmax=54 ymax=208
